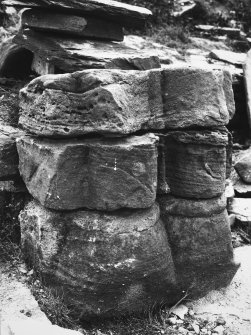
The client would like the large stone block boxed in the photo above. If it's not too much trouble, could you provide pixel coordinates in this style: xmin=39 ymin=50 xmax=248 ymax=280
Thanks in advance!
xmin=163 ymin=129 xmax=228 ymax=199
xmin=158 ymin=195 xmax=238 ymax=296
xmin=20 ymin=201 xmax=177 ymax=319
xmin=147 ymin=66 xmax=233 ymax=130
xmin=19 ymin=66 xmax=233 ymax=137
xmin=19 ymin=69 xmax=162 ymax=137
xmin=17 ymin=134 xmax=158 ymax=211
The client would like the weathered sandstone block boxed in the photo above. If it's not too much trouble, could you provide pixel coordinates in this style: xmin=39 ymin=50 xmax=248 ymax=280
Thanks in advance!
xmin=163 ymin=129 xmax=228 ymax=199
xmin=19 ymin=66 xmax=233 ymax=137
xmin=17 ymin=134 xmax=158 ymax=211
xmin=147 ymin=66 xmax=234 ymax=130
xmin=19 ymin=69 xmax=162 ymax=137
xmin=158 ymin=195 xmax=238 ymax=295
xmin=20 ymin=201 xmax=177 ymax=319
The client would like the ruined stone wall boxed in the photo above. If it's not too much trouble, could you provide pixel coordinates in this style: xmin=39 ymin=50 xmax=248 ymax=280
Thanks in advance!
xmin=1 ymin=64 xmax=235 ymax=319
xmin=0 ymin=0 xmax=240 ymax=320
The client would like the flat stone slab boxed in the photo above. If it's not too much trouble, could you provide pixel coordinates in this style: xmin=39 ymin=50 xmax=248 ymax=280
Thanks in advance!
xmin=209 ymin=49 xmax=246 ymax=67
xmin=17 ymin=134 xmax=158 ymax=211
xmin=188 ymin=246 xmax=251 ymax=335
xmin=2 ymin=317 xmax=81 ymax=335
xmin=19 ymin=66 xmax=233 ymax=137
xmin=0 ymin=261 xmax=50 ymax=324
xmin=21 ymin=9 xmax=124 ymax=41
xmin=3 ymin=0 xmax=152 ymax=29
xmin=20 ymin=201 xmax=177 ymax=319
xmin=13 ymin=29 xmax=160 ymax=74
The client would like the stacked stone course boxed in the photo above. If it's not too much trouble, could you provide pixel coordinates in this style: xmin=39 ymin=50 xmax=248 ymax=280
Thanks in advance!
xmin=16 ymin=64 xmax=239 ymax=319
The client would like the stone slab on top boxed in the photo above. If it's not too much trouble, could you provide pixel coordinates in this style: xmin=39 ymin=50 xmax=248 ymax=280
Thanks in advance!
xmin=2 ymin=0 xmax=152 ymax=28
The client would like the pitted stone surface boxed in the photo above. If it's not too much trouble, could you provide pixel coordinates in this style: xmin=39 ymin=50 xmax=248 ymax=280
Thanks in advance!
xmin=19 ymin=66 xmax=233 ymax=137
xmin=17 ymin=134 xmax=158 ymax=211
xmin=19 ymin=69 xmax=162 ymax=137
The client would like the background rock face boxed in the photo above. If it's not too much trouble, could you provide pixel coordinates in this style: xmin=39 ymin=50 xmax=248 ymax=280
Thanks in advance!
xmin=163 ymin=130 xmax=228 ymax=199
xmin=20 ymin=201 xmax=177 ymax=319
xmin=0 ymin=125 xmax=24 ymax=181
xmin=17 ymin=134 xmax=158 ymax=211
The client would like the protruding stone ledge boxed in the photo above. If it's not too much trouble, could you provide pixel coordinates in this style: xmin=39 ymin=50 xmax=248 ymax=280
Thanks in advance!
xmin=20 ymin=201 xmax=177 ymax=319
xmin=17 ymin=134 xmax=158 ymax=211
xmin=18 ymin=66 xmax=234 ymax=137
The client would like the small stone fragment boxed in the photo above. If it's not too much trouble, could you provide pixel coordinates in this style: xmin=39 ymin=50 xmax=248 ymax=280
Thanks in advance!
xmin=171 ymin=304 xmax=188 ymax=319
xmin=178 ymin=327 xmax=188 ymax=334
xmin=168 ymin=317 xmax=177 ymax=325
xmin=216 ymin=316 xmax=226 ymax=326
xmin=235 ymin=148 xmax=251 ymax=183
xmin=213 ymin=325 xmax=225 ymax=334
xmin=192 ymin=322 xmax=200 ymax=334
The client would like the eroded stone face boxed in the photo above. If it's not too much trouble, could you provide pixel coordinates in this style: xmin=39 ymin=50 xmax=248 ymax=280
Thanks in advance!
xmin=20 ymin=201 xmax=177 ymax=319
xmin=147 ymin=66 xmax=234 ymax=130
xmin=17 ymin=134 xmax=158 ymax=211
xmin=158 ymin=195 xmax=238 ymax=296
xmin=18 ymin=66 xmax=234 ymax=137
xmin=18 ymin=69 xmax=163 ymax=137
xmin=162 ymin=129 xmax=228 ymax=199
